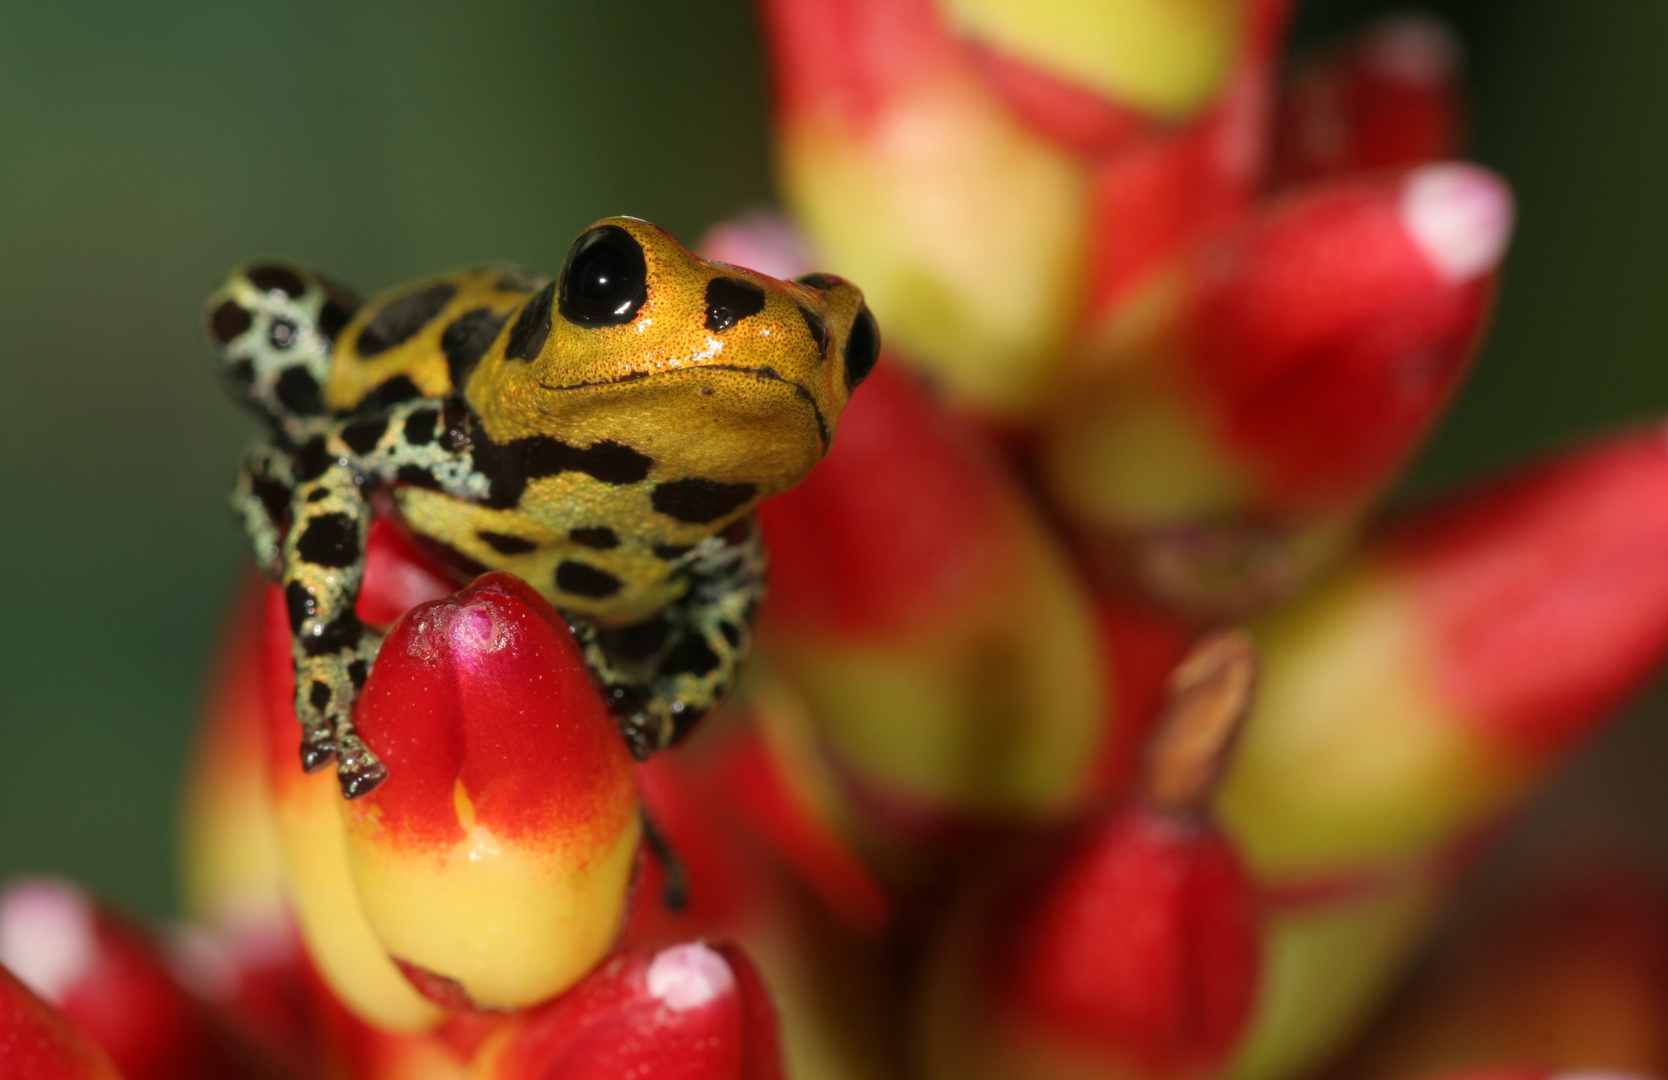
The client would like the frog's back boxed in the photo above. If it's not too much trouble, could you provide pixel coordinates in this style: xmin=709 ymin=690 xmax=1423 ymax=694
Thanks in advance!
xmin=324 ymin=268 xmax=545 ymax=413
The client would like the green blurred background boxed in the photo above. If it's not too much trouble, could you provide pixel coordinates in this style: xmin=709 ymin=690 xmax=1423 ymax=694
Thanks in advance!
xmin=0 ymin=1 xmax=1663 ymax=919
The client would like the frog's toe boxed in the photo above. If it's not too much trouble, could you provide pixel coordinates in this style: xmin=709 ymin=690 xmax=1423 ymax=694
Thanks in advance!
xmin=600 ymin=685 xmax=662 ymax=761
xmin=292 ymin=643 xmax=384 ymax=788
xmin=334 ymin=732 xmax=387 ymax=799
xmin=298 ymin=721 xmax=337 ymax=772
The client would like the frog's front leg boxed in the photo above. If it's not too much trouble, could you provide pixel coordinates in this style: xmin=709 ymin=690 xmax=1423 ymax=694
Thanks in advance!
xmin=577 ymin=520 xmax=766 ymax=758
xmin=282 ymin=438 xmax=387 ymax=798
xmin=233 ymin=438 xmax=295 ymax=579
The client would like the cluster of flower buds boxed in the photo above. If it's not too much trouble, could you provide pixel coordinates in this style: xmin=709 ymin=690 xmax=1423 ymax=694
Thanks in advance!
xmin=6 ymin=2 xmax=1667 ymax=1079
xmin=719 ymin=0 xmax=1666 ymax=1077
xmin=765 ymin=0 xmax=1512 ymax=618
xmin=2 ymin=530 xmax=794 ymax=1077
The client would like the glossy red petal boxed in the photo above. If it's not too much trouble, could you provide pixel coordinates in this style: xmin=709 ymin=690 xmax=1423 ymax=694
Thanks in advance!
xmin=484 ymin=943 xmax=784 ymax=1080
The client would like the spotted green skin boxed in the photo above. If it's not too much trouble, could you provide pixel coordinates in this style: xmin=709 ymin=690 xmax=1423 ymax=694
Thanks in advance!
xmin=208 ymin=220 xmax=873 ymax=798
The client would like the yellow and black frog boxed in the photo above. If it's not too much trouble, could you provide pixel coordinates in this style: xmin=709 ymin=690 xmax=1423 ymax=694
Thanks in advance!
xmin=207 ymin=217 xmax=877 ymax=797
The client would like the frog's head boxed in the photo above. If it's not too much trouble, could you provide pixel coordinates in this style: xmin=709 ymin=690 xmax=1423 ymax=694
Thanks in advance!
xmin=468 ymin=216 xmax=878 ymax=514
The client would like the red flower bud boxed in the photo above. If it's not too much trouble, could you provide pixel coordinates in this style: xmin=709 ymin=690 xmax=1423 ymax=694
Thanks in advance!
xmin=478 ymin=942 xmax=785 ymax=1080
xmin=1045 ymin=163 xmax=1512 ymax=614
xmin=919 ymin=633 xmax=1262 ymax=1080
xmin=1214 ymin=431 xmax=1668 ymax=1080
xmin=339 ymin=572 xmax=640 ymax=1012
xmin=1275 ymin=15 xmax=1465 ymax=186
xmin=1186 ymin=165 xmax=1509 ymax=507
xmin=0 ymin=879 xmax=268 ymax=1080
xmin=991 ymin=809 xmax=1260 ymax=1078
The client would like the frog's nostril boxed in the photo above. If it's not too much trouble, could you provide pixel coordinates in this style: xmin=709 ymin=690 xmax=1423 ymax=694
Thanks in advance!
xmin=843 ymin=304 xmax=880 ymax=389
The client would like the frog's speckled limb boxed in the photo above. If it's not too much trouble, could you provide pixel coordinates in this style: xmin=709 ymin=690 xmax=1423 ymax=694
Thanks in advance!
xmin=280 ymin=444 xmax=384 ymax=794
xmin=232 ymin=439 xmax=293 ymax=579
xmin=208 ymin=217 xmax=879 ymax=798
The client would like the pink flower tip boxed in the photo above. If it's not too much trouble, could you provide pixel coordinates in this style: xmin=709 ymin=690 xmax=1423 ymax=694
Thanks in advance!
xmin=698 ymin=208 xmax=814 ymax=280
xmin=1402 ymin=163 xmax=1514 ymax=282
xmin=0 ymin=878 xmax=94 ymax=1003
xmin=647 ymin=943 xmax=736 ymax=1012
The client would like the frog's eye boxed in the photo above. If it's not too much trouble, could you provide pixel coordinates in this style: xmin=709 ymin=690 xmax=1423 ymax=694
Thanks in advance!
xmin=844 ymin=304 xmax=880 ymax=389
xmin=558 ymin=225 xmax=648 ymax=328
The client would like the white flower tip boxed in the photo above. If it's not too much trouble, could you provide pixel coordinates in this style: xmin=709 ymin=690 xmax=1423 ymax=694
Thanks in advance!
xmin=698 ymin=208 xmax=815 ymax=280
xmin=1402 ymin=163 xmax=1514 ymax=282
xmin=0 ymin=877 xmax=96 ymax=1003
xmin=646 ymin=942 xmax=735 ymax=1012
xmin=1363 ymin=14 xmax=1463 ymax=85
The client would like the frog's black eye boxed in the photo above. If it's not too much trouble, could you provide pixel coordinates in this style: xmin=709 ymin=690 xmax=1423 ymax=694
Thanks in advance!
xmin=843 ymin=304 xmax=880 ymax=389
xmin=558 ymin=224 xmax=648 ymax=327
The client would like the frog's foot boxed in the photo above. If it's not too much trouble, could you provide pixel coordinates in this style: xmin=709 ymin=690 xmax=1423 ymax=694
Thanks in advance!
xmin=591 ymin=682 xmax=671 ymax=762
xmin=298 ymin=719 xmax=337 ymax=772
xmin=581 ymin=630 xmax=724 ymax=760
xmin=333 ymin=722 xmax=389 ymax=799
xmin=568 ymin=524 xmax=764 ymax=759
xmin=566 ymin=618 xmax=691 ymax=761
xmin=293 ymin=634 xmax=387 ymax=798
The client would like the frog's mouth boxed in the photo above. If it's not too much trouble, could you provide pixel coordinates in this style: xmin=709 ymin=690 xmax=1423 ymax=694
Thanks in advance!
xmin=539 ymin=364 xmax=829 ymax=448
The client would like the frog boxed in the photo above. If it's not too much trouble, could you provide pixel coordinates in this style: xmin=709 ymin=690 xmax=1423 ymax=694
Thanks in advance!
xmin=207 ymin=217 xmax=878 ymax=798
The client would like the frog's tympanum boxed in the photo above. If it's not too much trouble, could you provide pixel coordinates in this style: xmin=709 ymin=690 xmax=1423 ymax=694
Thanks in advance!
xmin=209 ymin=217 xmax=877 ymax=798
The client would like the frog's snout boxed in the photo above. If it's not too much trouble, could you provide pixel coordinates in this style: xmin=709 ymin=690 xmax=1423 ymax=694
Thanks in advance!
xmin=793 ymin=273 xmax=880 ymax=393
